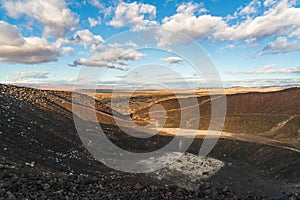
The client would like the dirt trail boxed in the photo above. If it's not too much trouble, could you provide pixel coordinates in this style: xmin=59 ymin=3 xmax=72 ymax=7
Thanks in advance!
xmin=267 ymin=115 xmax=297 ymax=133
xmin=154 ymin=128 xmax=300 ymax=153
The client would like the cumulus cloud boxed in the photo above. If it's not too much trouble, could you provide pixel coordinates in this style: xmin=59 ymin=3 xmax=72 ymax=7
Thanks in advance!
xmin=0 ymin=21 xmax=60 ymax=64
xmin=88 ymin=0 xmax=104 ymax=8
xmin=240 ymin=0 xmax=261 ymax=15
xmin=160 ymin=57 xmax=183 ymax=64
xmin=109 ymin=2 xmax=157 ymax=31
xmin=259 ymin=37 xmax=300 ymax=55
xmin=86 ymin=0 xmax=300 ymax=54
xmin=88 ymin=17 xmax=101 ymax=27
xmin=61 ymin=47 xmax=74 ymax=55
xmin=71 ymin=29 xmax=104 ymax=49
xmin=158 ymin=0 xmax=300 ymax=48
xmin=158 ymin=2 xmax=228 ymax=46
xmin=0 ymin=37 xmax=60 ymax=64
xmin=216 ymin=0 xmax=300 ymax=41
xmin=70 ymin=44 xmax=145 ymax=70
xmin=2 ymin=0 xmax=78 ymax=38
xmin=87 ymin=0 xmax=113 ymax=18
xmin=0 ymin=21 xmax=25 ymax=46
xmin=225 ymin=0 xmax=261 ymax=21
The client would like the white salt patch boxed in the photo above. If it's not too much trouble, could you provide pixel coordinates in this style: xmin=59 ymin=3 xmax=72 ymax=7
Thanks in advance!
xmin=142 ymin=152 xmax=224 ymax=189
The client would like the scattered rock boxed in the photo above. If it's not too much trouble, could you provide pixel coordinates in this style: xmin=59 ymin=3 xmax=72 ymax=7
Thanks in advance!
xmin=135 ymin=183 xmax=143 ymax=190
xmin=43 ymin=183 xmax=51 ymax=190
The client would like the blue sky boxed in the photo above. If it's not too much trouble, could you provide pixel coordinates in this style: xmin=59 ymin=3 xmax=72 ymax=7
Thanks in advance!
xmin=0 ymin=0 xmax=300 ymax=88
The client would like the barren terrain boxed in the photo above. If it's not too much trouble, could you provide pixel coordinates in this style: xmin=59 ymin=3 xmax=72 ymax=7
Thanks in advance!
xmin=0 ymin=84 xmax=299 ymax=199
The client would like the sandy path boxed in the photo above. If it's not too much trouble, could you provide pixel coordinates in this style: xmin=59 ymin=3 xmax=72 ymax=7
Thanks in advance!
xmin=152 ymin=128 xmax=300 ymax=153
xmin=268 ymin=115 xmax=297 ymax=133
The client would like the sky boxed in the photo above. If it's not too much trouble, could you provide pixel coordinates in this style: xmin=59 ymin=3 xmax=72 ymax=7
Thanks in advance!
xmin=0 ymin=0 xmax=300 ymax=88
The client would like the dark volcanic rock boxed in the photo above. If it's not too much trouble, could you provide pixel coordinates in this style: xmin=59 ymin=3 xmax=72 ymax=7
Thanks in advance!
xmin=0 ymin=84 xmax=299 ymax=199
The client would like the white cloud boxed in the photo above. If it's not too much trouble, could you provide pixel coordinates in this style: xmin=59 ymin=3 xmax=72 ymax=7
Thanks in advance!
xmin=115 ymin=74 xmax=128 ymax=78
xmin=3 ymin=0 xmax=78 ymax=38
xmin=88 ymin=0 xmax=104 ymax=8
xmin=290 ymin=28 xmax=300 ymax=38
xmin=88 ymin=0 xmax=113 ymax=18
xmin=160 ymin=57 xmax=183 ymax=64
xmin=109 ymin=2 xmax=157 ymax=30
xmin=61 ymin=47 xmax=74 ymax=55
xmin=240 ymin=0 xmax=261 ymax=15
xmin=259 ymin=37 xmax=300 ymax=55
xmin=70 ymin=44 xmax=145 ymax=70
xmin=219 ymin=44 xmax=236 ymax=52
xmin=5 ymin=72 xmax=93 ymax=85
xmin=226 ymin=44 xmax=235 ymax=49
xmin=0 ymin=21 xmax=25 ymax=46
xmin=50 ymin=74 xmax=91 ymax=85
xmin=223 ymin=78 xmax=300 ymax=87
xmin=216 ymin=0 xmax=300 ymax=41
xmin=278 ymin=67 xmax=300 ymax=73
xmin=230 ymin=64 xmax=300 ymax=74
xmin=88 ymin=17 xmax=101 ymax=27
xmin=107 ymin=41 xmax=139 ymax=49
xmin=71 ymin=29 xmax=104 ymax=49
xmin=0 ymin=37 xmax=61 ymax=64
xmin=104 ymin=0 xmax=300 ymax=53
xmin=158 ymin=0 xmax=300 ymax=48
xmin=250 ymin=65 xmax=300 ymax=74
xmin=264 ymin=0 xmax=276 ymax=7
xmin=8 ymin=71 xmax=49 ymax=82
xmin=0 ymin=21 xmax=60 ymax=64
xmin=220 ymin=44 xmax=235 ymax=51
xmin=247 ymin=64 xmax=277 ymax=74
xmin=158 ymin=2 xmax=228 ymax=46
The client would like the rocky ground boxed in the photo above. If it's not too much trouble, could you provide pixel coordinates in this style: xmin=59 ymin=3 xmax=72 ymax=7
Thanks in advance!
xmin=0 ymin=84 xmax=299 ymax=199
